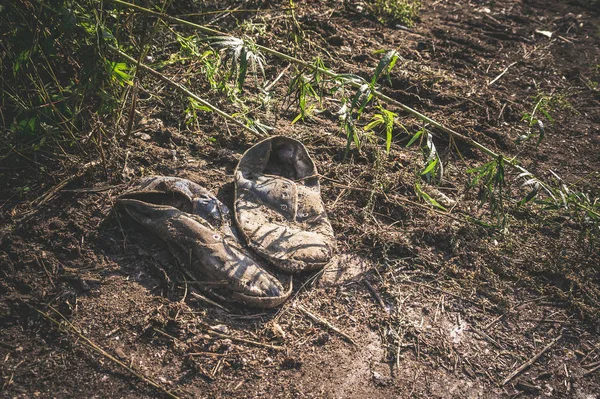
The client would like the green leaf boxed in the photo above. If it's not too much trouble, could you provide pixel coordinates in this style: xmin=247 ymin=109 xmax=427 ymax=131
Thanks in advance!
xmin=406 ymin=127 xmax=424 ymax=148
xmin=13 ymin=49 xmax=31 ymax=75
xmin=291 ymin=113 xmax=303 ymax=125
xmin=415 ymin=182 xmax=447 ymax=211
xmin=109 ymin=62 xmax=133 ymax=86
xmin=518 ymin=186 xmax=539 ymax=206
xmin=237 ymin=46 xmax=249 ymax=90
xmin=421 ymin=158 xmax=438 ymax=175
xmin=189 ymin=99 xmax=212 ymax=112
xmin=385 ymin=122 xmax=393 ymax=153
xmin=362 ymin=106 xmax=398 ymax=154
xmin=350 ymin=84 xmax=372 ymax=118
xmin=540 ymin=108 xmax=553 ymax=124
xmin=495 ymin=155 xmax=505 ymax=186
xmin=364 ymin=114 xmax=384 ymax=132
xmin=371 ymin=50 xmax=399 ymax=86
xmin=334 ymin=74 xmax=368 ymax=86
xmin=467 ymin=160 xmax=496 ymax=188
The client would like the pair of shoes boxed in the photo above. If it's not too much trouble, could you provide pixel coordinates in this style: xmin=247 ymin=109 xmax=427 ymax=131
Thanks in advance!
xmin=116 ymin=136 xmax=335 ymax=308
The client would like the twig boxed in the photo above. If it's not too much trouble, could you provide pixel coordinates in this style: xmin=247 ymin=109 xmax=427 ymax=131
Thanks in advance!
xmin=123 ymin=81 xmax=138 ymax=143
xmin=583 ymin=360 xmax=600 ymax=369
xmin=206 ymin=330 xmax=284 ymax=351
xmin=580 ymin=346 xmax=597 ymax=364
xmin=520 ymin=318 xmax=573 ymax=324
xmin=497 ymin=102 xmax=508 ymax=120
xmin=29 ymin=161 xmax=100 ymax=209
xmin=208 ymin=3 xmax=242 ymax=25
xmin=396 ymin=338 xmax=401 ymax=371
xmin=471 ymin=325 xmax=505 ymax=350
xmin=61 ymin=184 xmax=124 ymax=193
xmin=179 ymin=275 xmax=189 ymax=304
xmin=263 ymin=64 xmax=291 ymax=92
xmin=488 ymin=62 xmax=517 ymax=86
xmin=0 ymin=341 xmax=17 ymax=349
xmin=190 ymin=291 xmax=230 ymax=312
xmin=296 ymin=304 xmax=356 ymax=345
xmin=36 ymin=307 xmax=181 ymax=399
xmin=154 ymin=328 xmax=186 ymax=346
xmin=482 ymin=13 xmax=503 ymax=25
xmin=484 ymin=312 xmax=507 ymax=330
xmin=406 ymin=280 xmax=494 ymax=310
xmin=502 ymin=334 xmax=562 ymax=385
xmin=583 ymin=363 xmax=600 ymax=377
xmin=363 ymin=280 xmax=386 ymax=310
xmin=35 ymin=255 xmax=55 ymax=289
xmin=186 ymin=351 xmax=229 ymax=357
xmin=484 ymin=296 xmax=548 ymax=330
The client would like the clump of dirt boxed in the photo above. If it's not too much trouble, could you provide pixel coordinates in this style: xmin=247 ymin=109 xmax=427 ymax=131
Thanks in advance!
xmin=1 ymin=0 xmax=600 ymax=398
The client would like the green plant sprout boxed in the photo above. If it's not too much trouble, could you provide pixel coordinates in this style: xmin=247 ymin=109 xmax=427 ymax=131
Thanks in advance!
xmin=518 ymin=94 xmax=552 ymax=146
xmin=363 ymin=106 xmax=400 ymax=154
xmin=208 ymin=36 xmax=266 ymax=92
xmin=367 ymin=0 xmax=421 ymax=26
xmin=185 ymin=98 xmax=213 ymax=130
xmin=467 ymin=156 xmax=507 ymax=229
xmin=287 ymin=0 xmax=305 ymax=46
xmin=110 ymin=46 xmax=266 ymax=138
xmin=404 ymin=126 xmax=442 ymax=184
xmin=108 ymin=62 xmax=134 ymax=86
xmin=519 ymin=170 xmax=599 ymax=241
xmin=289 ymin=71 xmax=320 ymax=123
xmin=414 ymin=181 xmax=447 ymax=211
xmin=334 ymin=50 xmax=400 ymax=155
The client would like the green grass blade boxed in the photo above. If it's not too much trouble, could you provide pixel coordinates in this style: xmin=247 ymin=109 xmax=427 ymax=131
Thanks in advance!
xmin=371 ymin=50 xmax=398 ymax=86
xmin=518 ymin=186 xmax=539 ymax=206
xmin=421 ymin=158 xmax=438 ymax=175
xmin=415 ymin=182 xmax=447 ymax=211
xmin=406 ymin=127 xmax=424 ymax=148
xmin=237 ymin=46 xmax=248 ymax=90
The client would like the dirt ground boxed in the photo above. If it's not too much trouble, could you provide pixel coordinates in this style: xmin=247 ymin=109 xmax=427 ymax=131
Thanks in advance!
xmin=1 ymin=0 xmax=600 ymax=398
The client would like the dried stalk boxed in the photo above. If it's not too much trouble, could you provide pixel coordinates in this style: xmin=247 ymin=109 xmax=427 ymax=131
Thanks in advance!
xmin=502 ymin=334 xmax=562 ymax=385
xmin=297 ymin=304 xmax=356 ymax=345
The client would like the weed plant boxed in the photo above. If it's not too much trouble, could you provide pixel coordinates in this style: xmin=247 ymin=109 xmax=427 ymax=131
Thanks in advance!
xmin=0 ymin=0 xmax=119 ymax=165
xmin=366 ymin=0 xmax=421 ymax=26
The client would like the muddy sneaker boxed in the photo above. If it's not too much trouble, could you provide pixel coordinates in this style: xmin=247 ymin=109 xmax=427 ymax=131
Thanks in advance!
xmin=234 ymin=136 xmax=336 ymax=273
xmin=116 ymin=176 xmax=291 ymax=308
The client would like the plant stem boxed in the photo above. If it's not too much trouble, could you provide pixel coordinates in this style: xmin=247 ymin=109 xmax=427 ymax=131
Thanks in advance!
xmin=107 ymin=45 xmax=265 ymax=139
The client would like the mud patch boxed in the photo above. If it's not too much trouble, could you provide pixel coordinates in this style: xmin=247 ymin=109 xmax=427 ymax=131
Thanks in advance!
xmin=318 ymin=254 xmax=373 ymax=287
xmin=302 ymin=329 xmax=392 ymax=399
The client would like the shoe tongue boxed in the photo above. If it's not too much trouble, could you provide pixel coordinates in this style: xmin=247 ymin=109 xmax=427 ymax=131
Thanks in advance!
xmin=238 ymin=136 xmax=316 ymax=181
xmin=237 ymin=139 xmax=272 ymax=178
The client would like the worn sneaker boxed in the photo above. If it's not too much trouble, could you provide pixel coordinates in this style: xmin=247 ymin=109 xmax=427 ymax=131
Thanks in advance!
xmin=116 ymin=176 xmax=291 ymax=308
xmin=234 ymin=136 xmax=336 ymax=273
